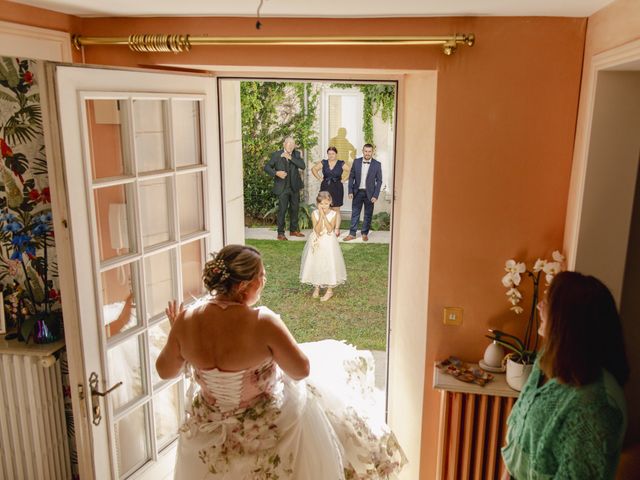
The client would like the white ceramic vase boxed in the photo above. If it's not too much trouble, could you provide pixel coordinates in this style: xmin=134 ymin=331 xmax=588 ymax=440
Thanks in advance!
xmin=483 ymin=341 xmax=505 ymax=368
xmin=505 ymin=358 xmax=533 ymax=391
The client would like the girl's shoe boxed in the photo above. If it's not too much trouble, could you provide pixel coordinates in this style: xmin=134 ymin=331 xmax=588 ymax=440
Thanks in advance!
xmin=320 ymin=290 xmax=333 ymax=302
xmin=312 ymin=287 xmax=320 ymax=298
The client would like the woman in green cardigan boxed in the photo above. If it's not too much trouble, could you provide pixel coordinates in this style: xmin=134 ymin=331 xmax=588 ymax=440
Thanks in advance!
xmin=502 ymin=271 xmax=629 ymax=480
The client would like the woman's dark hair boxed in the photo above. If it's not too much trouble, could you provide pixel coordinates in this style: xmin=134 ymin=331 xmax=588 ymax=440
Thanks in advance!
xmin=202 ymin=245 xmax=262 ymax=296
xmin=327 ymin=146 xmax=338 ymax=154
xmin=539 ymin=271 xmax=629 ymax=386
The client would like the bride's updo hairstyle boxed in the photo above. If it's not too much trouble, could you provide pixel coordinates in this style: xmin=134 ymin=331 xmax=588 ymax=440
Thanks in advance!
xmin=203 ymin=244 xmax=262 ymax=296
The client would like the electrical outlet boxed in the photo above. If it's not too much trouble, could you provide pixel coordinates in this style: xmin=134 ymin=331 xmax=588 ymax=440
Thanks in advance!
xmin=443 ymin=307 xmax=463 ymax=326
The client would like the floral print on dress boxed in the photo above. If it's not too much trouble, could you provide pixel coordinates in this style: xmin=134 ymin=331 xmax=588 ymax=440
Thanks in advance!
xmin=175 ymin=340 xmax=407 ymax=479
xmin=183 ymin=361 xmax=294 ymax=478
xmin=339 ymin=406 xmax=407 ymax=479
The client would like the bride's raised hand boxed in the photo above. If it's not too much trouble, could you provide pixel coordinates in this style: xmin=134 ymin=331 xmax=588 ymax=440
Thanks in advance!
xmin=166 ymin=300 xmax=185 ymax=327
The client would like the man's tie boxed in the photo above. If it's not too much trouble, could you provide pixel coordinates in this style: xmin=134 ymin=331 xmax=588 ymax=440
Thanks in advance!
xmin=363 ymin=161 xmax=370 ymax=164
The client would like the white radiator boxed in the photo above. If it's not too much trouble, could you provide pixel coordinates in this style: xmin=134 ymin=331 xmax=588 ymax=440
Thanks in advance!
xmin=437 ymin=391 xmax=515 ymax=480
xmin=0 ymin=352 xmax=71 ymax=479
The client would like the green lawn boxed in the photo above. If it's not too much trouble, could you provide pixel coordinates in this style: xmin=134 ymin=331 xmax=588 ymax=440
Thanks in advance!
xmin=247 ymin=239 xmax=389 ymax=351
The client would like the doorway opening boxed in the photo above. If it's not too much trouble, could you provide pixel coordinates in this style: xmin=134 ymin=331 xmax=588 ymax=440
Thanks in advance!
xmin=568 ymin=40 xmax=640 ymax=448
xmin=218 ymin=77 xmax=397 ymax=420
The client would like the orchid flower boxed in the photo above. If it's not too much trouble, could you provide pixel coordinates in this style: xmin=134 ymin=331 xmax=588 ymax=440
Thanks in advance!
xmin=500 ymin=251 xmax=565 ymax=359
xmin=503 ymin=260 xmax=526 ymax=287
xmin=533 ymin=259 xmax=546 ymax=272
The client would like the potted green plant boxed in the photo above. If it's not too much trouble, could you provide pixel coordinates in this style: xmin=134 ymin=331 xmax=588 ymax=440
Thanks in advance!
xmin=486 ymin=251 xmax=564 ymax=390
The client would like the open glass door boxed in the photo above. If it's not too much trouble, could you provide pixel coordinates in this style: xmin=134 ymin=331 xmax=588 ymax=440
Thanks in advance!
xmin=49 ymin=65 xmax=222 ymax=479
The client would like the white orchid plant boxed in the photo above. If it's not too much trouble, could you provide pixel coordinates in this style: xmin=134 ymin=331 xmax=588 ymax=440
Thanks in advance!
xmin=487 ymin=250 xmax=565 ymax=364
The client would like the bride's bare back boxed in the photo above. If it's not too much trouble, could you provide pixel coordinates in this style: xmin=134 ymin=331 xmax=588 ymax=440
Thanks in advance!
xmin=157 ymin=299 xmax=309 ymax=380
xmin=175 ymin=302 xmax=271 ymax=371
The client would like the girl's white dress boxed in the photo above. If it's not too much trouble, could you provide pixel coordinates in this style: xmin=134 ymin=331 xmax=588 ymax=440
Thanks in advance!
xmin=299 ymin=210 xmax=347 ymax=287
xmin=173 ymin=303 xmax=407 ymax=479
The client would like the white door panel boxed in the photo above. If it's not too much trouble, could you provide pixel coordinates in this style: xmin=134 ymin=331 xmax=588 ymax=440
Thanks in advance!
xmin=51 ymin=65 xmax=222 ymax=479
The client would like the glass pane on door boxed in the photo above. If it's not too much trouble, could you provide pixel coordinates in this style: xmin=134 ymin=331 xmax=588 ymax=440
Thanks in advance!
xmin=114 ymin=405 xmax=150 ymax=476
xmin=144 ymin=250 xmax=176 ymax=320
xmin=173 ymin=100 xmax=202 ymax=167
xmin=94 ymin=184 xmax=137 ymax=262
xmin=86 ymin=99 xmax=131 ymax=180
xmin=148 ymin=319 xmax=172 ymax=386
xmin=108 ymin=334 xmax=146 ymax=410
xmin=176 ymin=172 xmax=205 ymax=237
xmin=133 ymin=99 xmax=170 ymax=173
xmin=139 ymin=177 xmax=173 ymax=248
xmin=181 ymin=239 xmax=206 ymax=301
xmin=153 ymin=383 xmax=181 ymax=448
xmin=102 ymin=262 xmax=139 ymax=339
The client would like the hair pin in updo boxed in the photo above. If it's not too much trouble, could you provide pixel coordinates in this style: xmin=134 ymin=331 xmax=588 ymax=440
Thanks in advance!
xmin=205 ymin=255 xmax=230 ymax=283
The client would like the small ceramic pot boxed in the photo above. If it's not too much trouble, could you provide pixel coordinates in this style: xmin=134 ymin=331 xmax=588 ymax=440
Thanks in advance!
xmin=506 ymin=358 xmax=533 ymax=391
xmin=483 ymin=341 xmax=505 ymax=368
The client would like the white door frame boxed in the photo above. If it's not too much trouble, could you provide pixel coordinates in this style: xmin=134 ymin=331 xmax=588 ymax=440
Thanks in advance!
xmin=201 ymin=67 xmax=435 ymax=480
xmin=0 ymin=20 xmax=72 ymax=62
xmin=564 ymin=38 xmax=640 ymax=300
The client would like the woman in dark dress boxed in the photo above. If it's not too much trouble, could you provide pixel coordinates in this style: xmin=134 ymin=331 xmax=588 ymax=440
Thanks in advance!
xmin=312 ymin=146 xmax=351 ymax=236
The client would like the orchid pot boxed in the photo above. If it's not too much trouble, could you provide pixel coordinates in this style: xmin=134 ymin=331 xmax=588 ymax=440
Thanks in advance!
xmin=505 ymin=356 xmax=534 ymax=391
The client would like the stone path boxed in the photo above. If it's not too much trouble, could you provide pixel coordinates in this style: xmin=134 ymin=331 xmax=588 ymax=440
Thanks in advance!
xmin=245 ymin=227 xmax=390 ymax=244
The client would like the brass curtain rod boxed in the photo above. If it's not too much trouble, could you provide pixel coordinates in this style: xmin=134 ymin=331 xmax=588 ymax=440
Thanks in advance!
xmin=72 ymin=33 xmax=475 ymax=55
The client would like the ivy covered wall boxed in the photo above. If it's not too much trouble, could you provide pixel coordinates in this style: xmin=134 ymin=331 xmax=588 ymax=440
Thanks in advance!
xmin=241 ymin=81 xmax=319 ymax=221
xmin=241 ymin=80 xmax=396 ymax=222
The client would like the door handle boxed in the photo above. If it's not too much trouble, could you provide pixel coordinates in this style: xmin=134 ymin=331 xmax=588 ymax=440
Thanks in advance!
xmin=89 ymin=372 xmax=123 ymax=426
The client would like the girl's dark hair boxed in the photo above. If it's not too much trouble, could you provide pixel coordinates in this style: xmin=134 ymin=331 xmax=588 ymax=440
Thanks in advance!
xmin=327 ymin=146 xmax=338 ymax=154
xmin=202 ymin=245 xmax=262 ymax=296
xmin=539 ymin=271 xmax=629 ymax=386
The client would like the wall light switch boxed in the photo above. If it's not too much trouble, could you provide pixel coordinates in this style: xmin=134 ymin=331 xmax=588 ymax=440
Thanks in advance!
xmin=443 ymin=307 xmax=463 ymax=326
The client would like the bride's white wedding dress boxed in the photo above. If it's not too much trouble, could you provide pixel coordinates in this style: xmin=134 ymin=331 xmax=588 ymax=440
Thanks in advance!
xmin=174 ymin=304 xmax=407 ymax=479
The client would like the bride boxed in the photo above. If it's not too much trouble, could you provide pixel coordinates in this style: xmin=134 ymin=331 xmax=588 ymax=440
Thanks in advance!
xmin=156 ymin=244 xmax=406 ymax=479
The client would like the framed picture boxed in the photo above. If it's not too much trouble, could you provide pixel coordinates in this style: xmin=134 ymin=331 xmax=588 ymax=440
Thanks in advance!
xmin=0 ymin=292 xmax=5 ymax=335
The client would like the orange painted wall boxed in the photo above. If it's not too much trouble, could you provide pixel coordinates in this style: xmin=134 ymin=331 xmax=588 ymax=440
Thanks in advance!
xmin=78 ymin=17 xmax=587 ymax=479
xmin=0 ymin=0 xmax=77 ymax=32
xmin=0 ymin=9 xmax=587 ymax=478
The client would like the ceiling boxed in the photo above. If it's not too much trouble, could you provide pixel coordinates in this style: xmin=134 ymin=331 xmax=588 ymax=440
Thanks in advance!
xmin=10 ymin=0 xmax=615 ymax=18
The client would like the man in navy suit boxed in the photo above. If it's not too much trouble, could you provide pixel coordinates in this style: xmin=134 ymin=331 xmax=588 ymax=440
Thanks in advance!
xmin=344 ymin=144 xmax=382 ymax=242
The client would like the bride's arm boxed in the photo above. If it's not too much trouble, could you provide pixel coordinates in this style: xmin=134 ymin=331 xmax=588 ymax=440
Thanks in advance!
xmin=156 ymin=305 xmax=187 ymax=379
xmin=261 ymin=311 xmax=310 ymax=380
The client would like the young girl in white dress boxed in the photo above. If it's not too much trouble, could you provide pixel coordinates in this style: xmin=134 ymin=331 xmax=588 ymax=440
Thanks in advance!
xmin=300 ymin=191 xmax=347 ymax=301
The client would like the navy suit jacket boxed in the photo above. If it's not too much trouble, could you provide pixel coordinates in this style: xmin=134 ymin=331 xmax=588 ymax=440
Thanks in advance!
xmin=348 ymin=157 xmax=382 ymax=200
